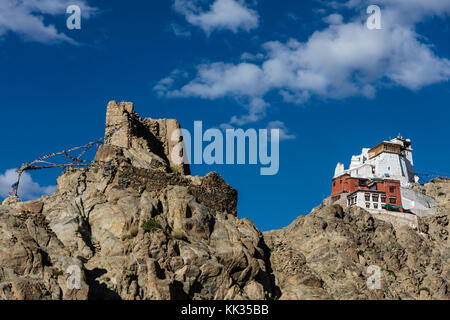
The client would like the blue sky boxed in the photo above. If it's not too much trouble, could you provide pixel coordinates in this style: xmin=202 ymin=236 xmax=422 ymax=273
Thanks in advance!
xmin=0 ymin=0 xmax=449 ymax=231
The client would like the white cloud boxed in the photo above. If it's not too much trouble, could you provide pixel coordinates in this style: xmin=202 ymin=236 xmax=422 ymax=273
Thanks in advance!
xmin=0 ymin=169 xmax=56 ymax=201
xmin=267 ymin=121 xmax=296 ymax=141
xmin=167 ymin=21 xmax=192 ymax=37
xmin=229 ymin=97 xmax=268 ymax=125
xmin=155 ymin=62 xmax=270 ymax=124
xmin=173 ymin=0 xmax=259 ymax=34
xmin=240 ymin=52 xmax=265 ymax=61
xmin=154 ymin=69 xmax=189 ymax=97
xmin=323 ymin=13 xmax=343 ymax=25
xmin=166 ymin=62 xmax=267 ymax=98
xmin=334 ymin=0 xmax=450 ymax=27
xmin=0 ymin=0 xmax=96 ymax=44
xmin=344 ymin=0 xmax=450 ymax=20
xmin=156 ymin=1 xmax=450 ymax=125
xmin=287 ymin=12 xmax=300 ymax=21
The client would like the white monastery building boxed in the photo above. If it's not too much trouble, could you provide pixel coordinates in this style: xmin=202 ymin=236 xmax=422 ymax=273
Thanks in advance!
xmin=331 ymin=135 xmax=436 ymax=218
xmin=334 ymin=135 xmax=417 ymax=186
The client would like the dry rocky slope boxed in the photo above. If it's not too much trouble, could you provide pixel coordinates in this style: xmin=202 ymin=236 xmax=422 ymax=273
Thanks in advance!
xmin=0 ymin=101 xmax=448 ymax=300
xmin=264 ymin=179 xmax=449 ymax=300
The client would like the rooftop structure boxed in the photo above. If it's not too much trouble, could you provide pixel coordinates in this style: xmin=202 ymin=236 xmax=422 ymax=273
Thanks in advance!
xmin=334 ymin=134 xmax=417 ymax=187
xmin=330 ymin=135 xmax=436 ymax=222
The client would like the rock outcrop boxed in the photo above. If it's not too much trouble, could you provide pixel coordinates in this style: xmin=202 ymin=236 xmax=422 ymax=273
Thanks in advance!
xmin=0 ymin=101 xmax=448 ymax=300
xmin=0 ymin=101 xmax=274 ymax=300
xmin=265 ymin=179 xmax=449 ymax=300
xmin=104 ymin=101 xmax=190 ymax=175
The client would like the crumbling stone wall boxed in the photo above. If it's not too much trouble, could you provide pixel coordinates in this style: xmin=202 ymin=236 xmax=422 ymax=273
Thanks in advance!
xmin=104 ymin=101 xmax=190 ymax=175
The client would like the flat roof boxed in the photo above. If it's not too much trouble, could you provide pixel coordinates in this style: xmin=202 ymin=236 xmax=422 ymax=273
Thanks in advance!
xmin=368 ymin=141 xmax=401 ymax=152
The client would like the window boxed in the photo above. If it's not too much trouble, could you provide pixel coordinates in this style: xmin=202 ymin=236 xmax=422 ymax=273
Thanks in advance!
xmin=348 ymin=197 xmax=354 ymax=205
xmin=374 ymin=203 xmax=378 ymax=209
xmin=390 ymin=197 xmax=397 ymax=204
xmin=366 ymin=203 xmax=371 ymax=208
xmin=389 ymin=186 xmax=396 ymax=193
xmin=381 ymin=196 xmax=386 ymax=203
xmin=365 ymin=193 xmax=371 ymax=201
xmin=333 ymin=181 xmax=336 ymax=187
xmin=372 ymin=195 xmax=379 ymax=202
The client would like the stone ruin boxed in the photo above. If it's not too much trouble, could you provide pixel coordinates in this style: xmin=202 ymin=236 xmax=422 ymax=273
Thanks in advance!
xmin=100 ymin=101 xmax=190 ymax=175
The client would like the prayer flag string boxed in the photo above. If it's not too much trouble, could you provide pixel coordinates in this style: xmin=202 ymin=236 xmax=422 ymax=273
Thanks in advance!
xmin=9 ymin=126 xmax=121 ymax=198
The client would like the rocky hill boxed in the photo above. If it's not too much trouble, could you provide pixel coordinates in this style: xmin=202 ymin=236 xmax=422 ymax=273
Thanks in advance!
xmin=0 ymin=102 xmax=448 ymax=300
xmin=264 ymin=184 xmax=449 ymax=300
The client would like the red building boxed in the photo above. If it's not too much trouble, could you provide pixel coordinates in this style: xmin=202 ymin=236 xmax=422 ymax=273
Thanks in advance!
xmin=331 ymin=174 xmax=403 ymax=212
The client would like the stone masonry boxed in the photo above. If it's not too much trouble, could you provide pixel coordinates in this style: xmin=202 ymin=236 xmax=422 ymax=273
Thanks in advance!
xmin=104 ymin=101 xmax=190 ymax=175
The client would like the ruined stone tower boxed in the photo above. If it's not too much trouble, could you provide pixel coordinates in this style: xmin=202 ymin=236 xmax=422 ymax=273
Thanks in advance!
xmin=103 ymin=101 xmax=190 ymax=175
